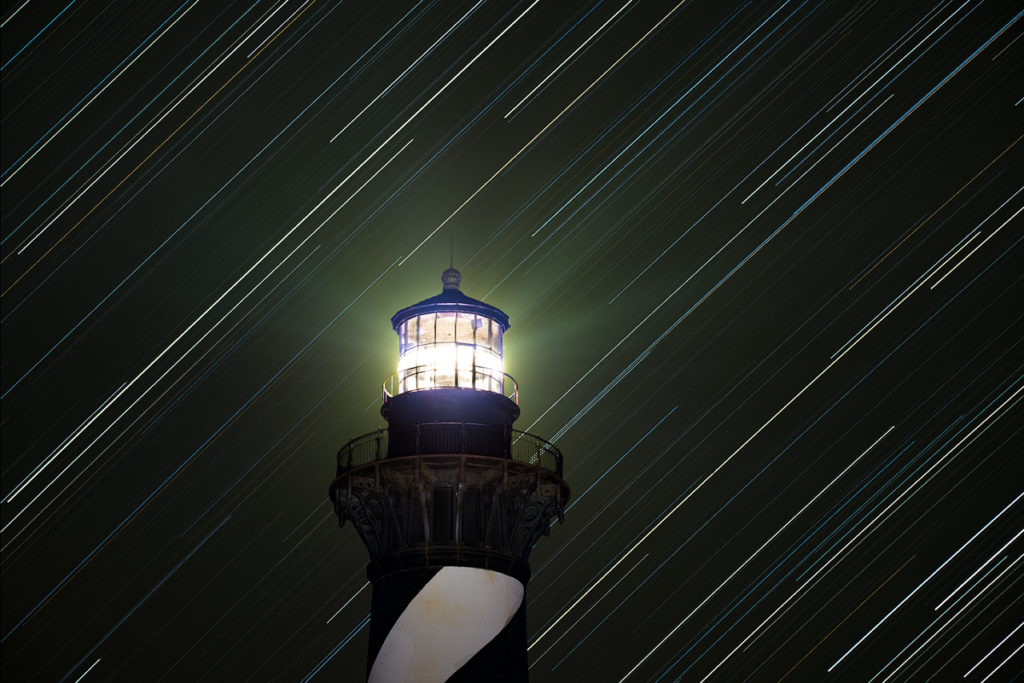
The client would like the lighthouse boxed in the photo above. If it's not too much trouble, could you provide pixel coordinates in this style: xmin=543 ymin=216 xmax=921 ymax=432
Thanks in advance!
xmin=329 ymin=267 xmax=570 ymax=682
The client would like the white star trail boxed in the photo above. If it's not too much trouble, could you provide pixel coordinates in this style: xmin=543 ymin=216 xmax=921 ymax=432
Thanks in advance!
xmin=0 ymin=0 xmax=202 ymax=188
xmin=12 ymin=4 xmax=297 ymax=257
xmin=620 ymin=426 xmax=894 ymax=680
xmin=829 ymin=487 xmax=1024 ymax=671
xmin=964 ymin=619 xmax=1024 ymax=677
xmin=329 ymin=0 xmax=485 ymax=142
xmin=504 ymin=0 xmax=637 ymax=120
xmin=398 ymin=0 xmax=695 ymax=267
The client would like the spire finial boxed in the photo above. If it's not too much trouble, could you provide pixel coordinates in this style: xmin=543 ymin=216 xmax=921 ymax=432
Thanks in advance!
xmin=442 ymin=233 xmax=458 ymax=290
xmin=442 ymin=266 xmax=461 ymax=290
xmin=443 ymin=232 xmax=460 ymax=289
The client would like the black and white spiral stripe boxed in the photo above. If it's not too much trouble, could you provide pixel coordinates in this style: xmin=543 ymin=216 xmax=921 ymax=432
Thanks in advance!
xmin=367 ymin=566 xmax=527 ymax=682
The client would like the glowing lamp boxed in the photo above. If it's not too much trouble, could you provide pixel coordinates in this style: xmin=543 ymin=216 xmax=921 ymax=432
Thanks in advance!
xmin=390 ymin=267 xmax=510 ymax=397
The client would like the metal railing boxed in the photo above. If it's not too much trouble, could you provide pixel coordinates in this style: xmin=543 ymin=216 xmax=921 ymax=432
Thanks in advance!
xmin=382 ymin=366 xmax=519 ymax=404
xmin=336 ymin=423 xmax=562 ymax=476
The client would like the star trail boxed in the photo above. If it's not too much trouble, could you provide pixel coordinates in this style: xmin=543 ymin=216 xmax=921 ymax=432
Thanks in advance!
xmin=2 ymin=1 xmax=1022 ymax=681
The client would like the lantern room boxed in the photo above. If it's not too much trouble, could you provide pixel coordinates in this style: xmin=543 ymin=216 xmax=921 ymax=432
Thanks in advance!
xmin=390 ymin=267 xmax=512 ymax=398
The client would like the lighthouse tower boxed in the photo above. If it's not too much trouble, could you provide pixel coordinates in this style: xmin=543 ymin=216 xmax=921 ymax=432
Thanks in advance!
xmin=329 ymin=267 xmax=569 ymax=682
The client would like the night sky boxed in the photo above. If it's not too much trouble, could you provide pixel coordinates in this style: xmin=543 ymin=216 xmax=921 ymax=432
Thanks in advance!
xmin=2 ymin=1 xmax=1022 ymax=681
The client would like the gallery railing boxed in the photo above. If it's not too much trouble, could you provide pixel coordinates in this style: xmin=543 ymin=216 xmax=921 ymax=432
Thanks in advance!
xmin=382 ymin=366 xmax=519 ymax=404
xmin=336 ymin=423 xmax=562 ymax=477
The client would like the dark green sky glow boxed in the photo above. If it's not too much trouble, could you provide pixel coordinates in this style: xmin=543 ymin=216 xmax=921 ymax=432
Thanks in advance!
xmin=2 ymin=1 xmax=1022 ymax=680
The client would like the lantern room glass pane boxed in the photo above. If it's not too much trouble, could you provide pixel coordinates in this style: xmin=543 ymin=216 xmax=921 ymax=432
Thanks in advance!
xmin=456 ymin=313 xmax=474 ymax=343
xmin=456 ymin=343 xmax=473 ymax=387
xmin=474 ymin=316 xmax=489 ymax=350
xmin=418 ymin=314 xmax=435 ymax=346
xmin=436 ymin=313 xmax=455 ymax=343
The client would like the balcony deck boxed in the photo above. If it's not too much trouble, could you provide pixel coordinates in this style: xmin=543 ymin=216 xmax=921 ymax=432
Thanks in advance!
xmin=335 ymin=422 xmax=562 ymax=477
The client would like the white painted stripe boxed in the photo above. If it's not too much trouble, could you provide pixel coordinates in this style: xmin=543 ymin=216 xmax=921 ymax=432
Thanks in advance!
xmin=369 ymin=567 xmax=523 ymax=682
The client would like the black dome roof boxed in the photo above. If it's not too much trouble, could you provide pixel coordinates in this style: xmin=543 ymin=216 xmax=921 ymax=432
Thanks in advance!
xmin=390 ymin=269 xmax=510 ymax=331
